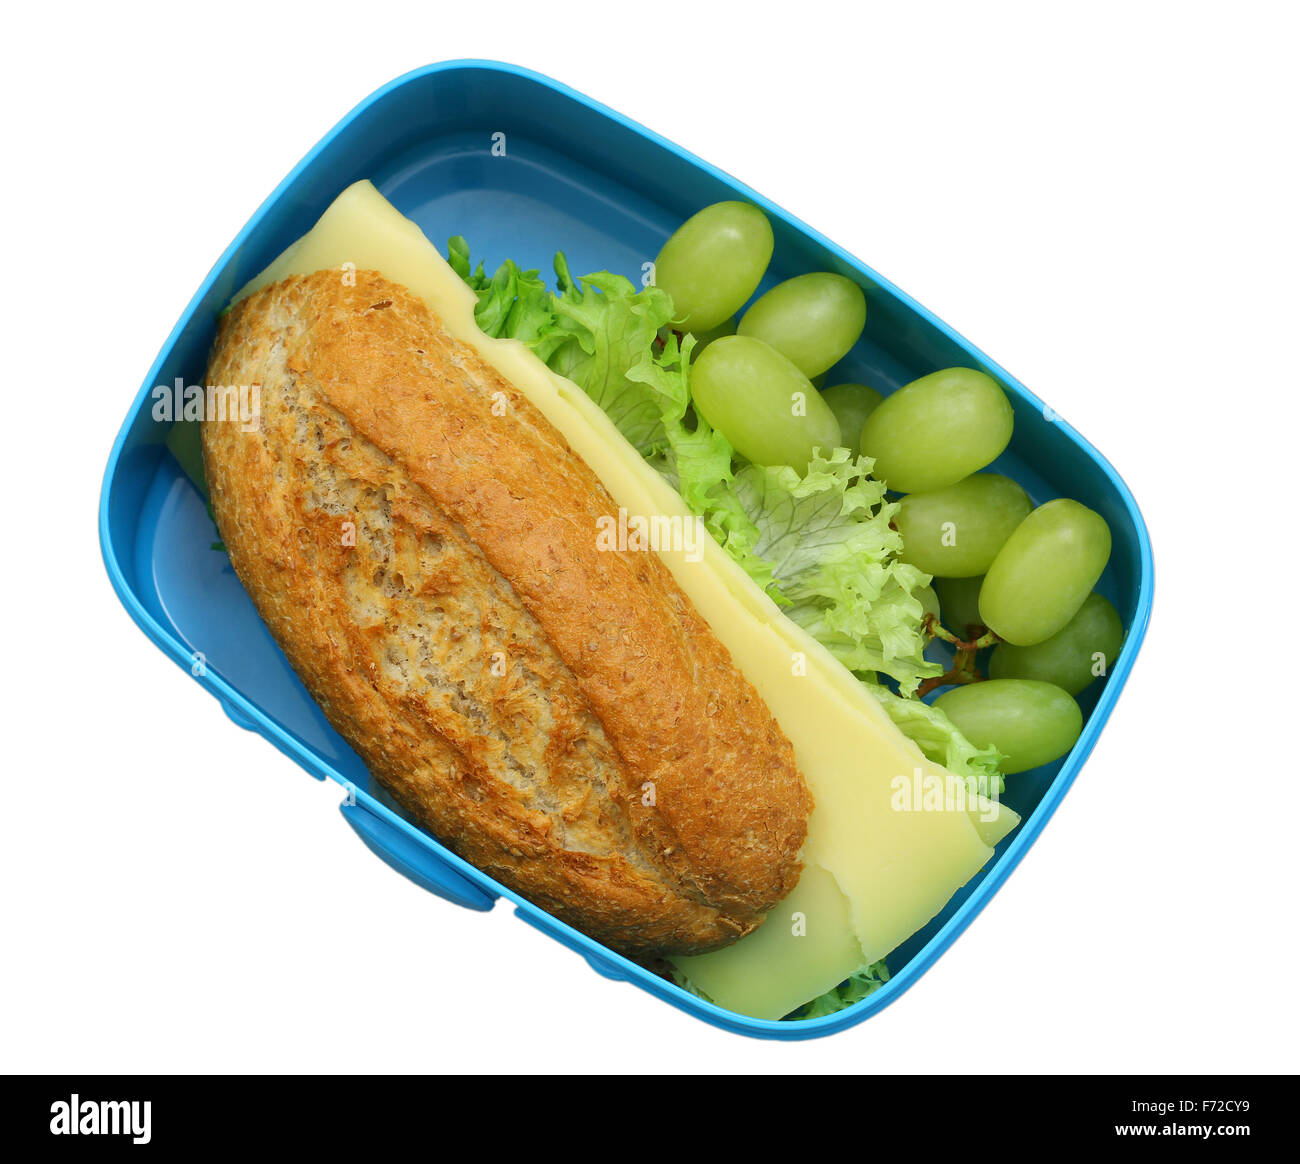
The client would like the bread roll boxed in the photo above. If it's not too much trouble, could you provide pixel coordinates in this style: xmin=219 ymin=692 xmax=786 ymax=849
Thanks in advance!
xmin=202 ymin=269 xmax=811 ymax=955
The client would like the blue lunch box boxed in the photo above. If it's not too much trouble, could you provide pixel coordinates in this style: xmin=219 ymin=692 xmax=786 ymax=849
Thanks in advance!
xmin=98 ymin=60 xmax=1154 ymax=1040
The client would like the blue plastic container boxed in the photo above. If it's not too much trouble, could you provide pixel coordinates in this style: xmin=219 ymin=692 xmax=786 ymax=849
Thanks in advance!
xmin=98 ymin=60 xmax=1153 ymax=1039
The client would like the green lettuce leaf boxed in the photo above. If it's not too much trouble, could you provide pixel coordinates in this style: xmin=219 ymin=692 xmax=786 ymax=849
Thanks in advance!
xmin=446 ymin=235 xmax=486 ymax=289
xmin=446 ymin=238 xmax=561 ymax=352
xmin=728 ymin=449 xmax=941 ymax=694
xmin=545 ymin=266 xmax=678 ymax=455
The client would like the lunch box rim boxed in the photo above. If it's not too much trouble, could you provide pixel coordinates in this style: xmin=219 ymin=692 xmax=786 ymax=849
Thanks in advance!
xmin=98 ymin=58 xmax=1155 ymax=1041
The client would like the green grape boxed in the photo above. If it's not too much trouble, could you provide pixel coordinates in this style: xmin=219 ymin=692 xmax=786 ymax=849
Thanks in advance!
xmin=686 ymin=315 xmax=737 ymax=360
xmin=980 ymin=499 xmax=1112 ymax=646
xmin=653 ymin=202 xmax=774 ymax=333
xmin=821 ymin=383 xmax=883 ymax=451
xmin=737 ymin=273 xmax=867 ymax=379
xmin=895 ymin=474 xmax=1033 ymax=577
xmin=859 ymin=368 xmax=1014 ymax=493
xmin=934 ymin=680 xmax=1082 ymax=774
xmin=934 ymin=575 xmax=986 ymax=637
xmin=691 ymin=336 xmax=841 ymax=470
xmin=989 ymin=593 xmax=1123 ymax=695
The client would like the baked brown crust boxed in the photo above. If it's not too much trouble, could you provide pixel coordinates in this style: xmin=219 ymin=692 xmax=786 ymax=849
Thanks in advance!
xmin=202 ymin=270 xmax=811 ymax=955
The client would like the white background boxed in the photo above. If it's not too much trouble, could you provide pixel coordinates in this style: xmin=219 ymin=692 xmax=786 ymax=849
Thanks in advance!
xmin=3 ymin=1 xmax=1296 ymax=1074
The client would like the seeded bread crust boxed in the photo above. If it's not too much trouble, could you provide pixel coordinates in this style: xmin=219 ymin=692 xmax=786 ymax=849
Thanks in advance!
xmin=201 ymin=269 xmax=811 ymax=955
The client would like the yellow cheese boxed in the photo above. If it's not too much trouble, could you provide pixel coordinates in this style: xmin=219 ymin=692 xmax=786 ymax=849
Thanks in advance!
xmin=242 ymin=181 xmax=1018 ymax=1019
xmin=970 ymin=798 xmax=1021 ymax=849
xmin=674 ymin=862 xmax=864 ymax=1020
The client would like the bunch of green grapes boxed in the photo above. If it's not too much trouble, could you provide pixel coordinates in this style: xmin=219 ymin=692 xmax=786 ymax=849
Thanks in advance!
xmin=867 ymin=374 xmax=1121 ymax=773
xmin=654 ymin=201 xmax=1127 ymax=778
xmin=654 ymin=202 xmax=866 ymax=470
xmin=859 ymin=368 xmax=1120 ymax=772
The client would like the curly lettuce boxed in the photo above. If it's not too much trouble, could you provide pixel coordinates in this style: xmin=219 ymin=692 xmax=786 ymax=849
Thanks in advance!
xmin=728 ymin=449 xmax=940 ymax=694
xmin=448 ymin=242 xmax=678 ymax=454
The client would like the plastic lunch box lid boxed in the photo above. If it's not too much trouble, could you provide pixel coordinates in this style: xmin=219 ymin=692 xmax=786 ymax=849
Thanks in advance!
xmin=98 ymin=59 xmax=1155 ymax=1040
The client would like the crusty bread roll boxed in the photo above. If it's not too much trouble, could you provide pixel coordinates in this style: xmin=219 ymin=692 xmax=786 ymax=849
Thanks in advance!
xmin=202 ymin=269 xmax=811 ymax=955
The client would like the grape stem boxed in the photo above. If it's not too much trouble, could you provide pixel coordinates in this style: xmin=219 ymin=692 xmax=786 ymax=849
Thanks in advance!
xmin=917 ymin=661 xmax=977 ymax=698
xmin=918 ymin=614 xmax=998 ymax=698
xmin=923 ymin=614 xmax=998 ymax=652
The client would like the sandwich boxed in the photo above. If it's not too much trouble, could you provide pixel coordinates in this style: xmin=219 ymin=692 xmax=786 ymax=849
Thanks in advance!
xmin=197 ymin=180 xmax=1023 ymax=1020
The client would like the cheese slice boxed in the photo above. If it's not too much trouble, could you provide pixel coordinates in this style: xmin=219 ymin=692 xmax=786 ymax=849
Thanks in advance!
xmin=239 ymin=181 xmax=1019 ymax=1019
xmin=676 ymin=862 xmax=863 ymax=1021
